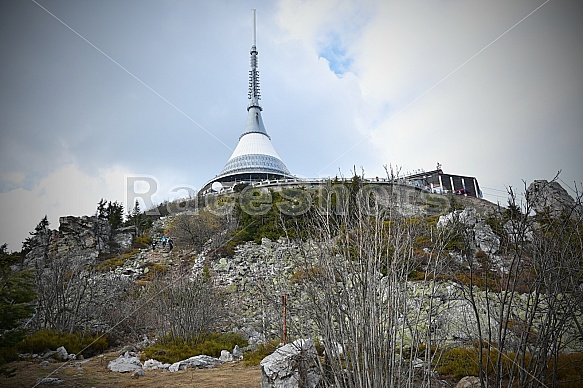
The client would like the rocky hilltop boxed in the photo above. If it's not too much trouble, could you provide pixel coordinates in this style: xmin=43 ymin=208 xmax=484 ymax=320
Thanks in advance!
xmin=4 ymin=179 xmax=582 ymax=387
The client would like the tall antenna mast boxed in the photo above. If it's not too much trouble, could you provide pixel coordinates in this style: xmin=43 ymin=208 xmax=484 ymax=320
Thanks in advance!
xmin=248 ymin=9 xmax=261 ymax=111
xmin=252 ymin=8 xmax=257 ymax=47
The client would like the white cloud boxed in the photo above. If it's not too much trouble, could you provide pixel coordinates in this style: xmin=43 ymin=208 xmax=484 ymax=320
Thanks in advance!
xmin=0 ymin=164 xmax=130 ymax=251
xmin=1 ymin=0 xmax=581 ymax=248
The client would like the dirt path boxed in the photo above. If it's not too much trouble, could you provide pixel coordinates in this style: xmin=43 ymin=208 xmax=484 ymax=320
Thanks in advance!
xmin=0 ymin=352 xmax=261 ymax=388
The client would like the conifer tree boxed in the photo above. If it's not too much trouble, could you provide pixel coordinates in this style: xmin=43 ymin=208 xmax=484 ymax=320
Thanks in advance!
xmin=0 ymin=244 xmax=36 ymax=375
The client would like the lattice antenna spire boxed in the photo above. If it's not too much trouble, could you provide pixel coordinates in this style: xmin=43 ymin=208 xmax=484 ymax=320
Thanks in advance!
xmin=247 ymin=9 xmax=262 ymax=111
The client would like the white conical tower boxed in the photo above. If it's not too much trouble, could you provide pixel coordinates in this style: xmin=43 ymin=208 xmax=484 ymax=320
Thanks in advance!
xmin=205 ymin=9 xmax=292 ymax=191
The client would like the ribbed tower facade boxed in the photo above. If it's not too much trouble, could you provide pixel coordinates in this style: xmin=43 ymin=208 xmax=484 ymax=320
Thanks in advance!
xmin=205 ymin=10 xmax=292 ymax=191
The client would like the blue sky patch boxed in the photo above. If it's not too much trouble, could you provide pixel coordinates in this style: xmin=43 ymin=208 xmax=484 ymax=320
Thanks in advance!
xmin=318 ymin=34 xmax=352 ymax=76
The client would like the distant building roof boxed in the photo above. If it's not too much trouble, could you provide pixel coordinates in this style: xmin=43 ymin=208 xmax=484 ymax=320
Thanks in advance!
xmin=403 ymin=169 xmax=482 ymax=198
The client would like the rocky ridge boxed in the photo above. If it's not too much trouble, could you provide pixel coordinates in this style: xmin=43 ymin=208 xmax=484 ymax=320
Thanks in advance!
xmin=14 ymin=179 xmax=582 ymax=386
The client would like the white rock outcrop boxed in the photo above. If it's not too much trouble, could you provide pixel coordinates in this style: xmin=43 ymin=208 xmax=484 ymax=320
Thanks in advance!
xmin=168 ymin=355 xmax=222 ymax=372
xmin=219 ymin=350 xmax=234 ymax=362
xmin=260 ymin=339 xmax=321 ymax=388
xmin=107 ymin=352 xmax=143 ymax=373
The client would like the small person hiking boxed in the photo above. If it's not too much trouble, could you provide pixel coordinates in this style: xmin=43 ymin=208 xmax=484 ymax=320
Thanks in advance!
xmin=161 ymin=236 xmax=167 ymax=248
xmin=168 ymin=238 xmax=174 ymax=251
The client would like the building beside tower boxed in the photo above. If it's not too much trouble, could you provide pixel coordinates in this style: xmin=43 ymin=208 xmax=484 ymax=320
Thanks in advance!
xmin=403 ymin=168 xmax=482 ymax=198
xmin=201 ymin=10 xmax=483 ymax=200
xmin=202 ymin=10 xmax=293 ymax=193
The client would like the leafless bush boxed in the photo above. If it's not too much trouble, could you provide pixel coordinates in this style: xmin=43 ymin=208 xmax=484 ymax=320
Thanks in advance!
xmin=293 ymin=179 xmax=453 ymax=387
xmin=166 ymin=210 xmax=235 ymax=252
xmin=455 ymin=180 xmax=583 ymax=387
xmin=143 ymin=269 xmax=225 ymax=341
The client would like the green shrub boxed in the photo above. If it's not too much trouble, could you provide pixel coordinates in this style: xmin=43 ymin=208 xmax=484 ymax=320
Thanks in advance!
xmin=407 ymin=270 xmax=426 ymax=281
xmin=435 ymin=347 xmax=479 ymax=379
xmin=134 ymin=236 xmax=152 ymax=248
xmin=0 ymin=345 xmax=18 ymax=375
xmin=243 ymin=340 xmax=279 ymax=367
xmin=95 ymin=249 xmax=139 ymax=271
xmin=17 ymin=330 xmax=110 ymax=358
xmin=142 ymin=332 xmax=248 ymax=364
xmin=139 ymin=262 xmax=167 ymax=281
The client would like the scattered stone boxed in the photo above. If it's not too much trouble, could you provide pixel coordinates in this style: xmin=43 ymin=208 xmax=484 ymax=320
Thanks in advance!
xmin=260 ymin=338 xmax=321 ymax=388
xmin=456 ymin=376 xmax=481 ymax=388
xmin=168 ymin=355 xmax=222 ymax=372
xmin=39 ymin=360 xmax=50 ymax=368
xmin=36 ymin=377 xmax=64 ymax=385
xmin=219 ymin=350 xmax=234 ymax=362
xmin=232 ymin=345 xmax=243 ymax=360
xmin=107 ymin=352 xmax=143 ymax=373
xmin=131 ymin=369 xmax=145 ymax=378
xmin=143 ymin=359 xmax=169 ymax=370
xmin=55 ymin=346 xmax=68 ymax=361
xmin=136 ymin=335 xmax=155 ymax=350
xmin=119 ymin=345 xmax=137 ymax=354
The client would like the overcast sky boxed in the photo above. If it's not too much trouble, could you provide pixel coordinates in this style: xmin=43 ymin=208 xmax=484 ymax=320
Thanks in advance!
xmin=1 ymin=0 xmax=582 ymax=251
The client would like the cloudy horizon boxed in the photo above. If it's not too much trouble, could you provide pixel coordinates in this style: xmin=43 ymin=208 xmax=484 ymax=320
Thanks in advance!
xmin=1 ymin=0 xmax=582 ymax=251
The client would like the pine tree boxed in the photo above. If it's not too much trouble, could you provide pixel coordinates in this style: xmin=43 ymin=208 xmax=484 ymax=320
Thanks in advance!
xmin=106 ymin=201 xmax=124 ymax=229
xmin=95 ymin=199 xmax=124 ymax=229
xmin=0 ymin=244 xmax=36 ymax=375
xmin=21 ymin=215 xmax=50 ymax=258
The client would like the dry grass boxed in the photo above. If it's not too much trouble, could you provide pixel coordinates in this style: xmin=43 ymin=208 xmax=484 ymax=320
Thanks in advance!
xmin=0 ymin=351 xmax=261 ymax=388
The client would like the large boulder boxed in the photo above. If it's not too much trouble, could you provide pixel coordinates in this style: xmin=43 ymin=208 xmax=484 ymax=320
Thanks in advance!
xmin=55 ymin=346 xmax=69 ymax=361
xmin=437 ymin=208 xmax=477 ymax=228
xmin=232 ymin=345 xmax=243 ymax=360
xmin=438 ymin=207 xmax=500 ymax=254
xmin=473 ymin=223 xmax=500 ymax=254
xmin=168 ymin=355 xmax=222 ymax=372
xmin=108 ymin=352 xmax=143 ymax=373
xmin=526 ymin=180 xmax=576 ymax=218
xmin=260 ymin=339 xmax=321 ymax=388
xmin=219 ymin=350 xmax=234 ymax=362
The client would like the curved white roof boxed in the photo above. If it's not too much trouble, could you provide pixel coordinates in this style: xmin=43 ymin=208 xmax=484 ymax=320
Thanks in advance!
xmin=228 ymin=132 xmax=280 ymax=160
xmin=220 ymin=128 xmax=290 ymax=177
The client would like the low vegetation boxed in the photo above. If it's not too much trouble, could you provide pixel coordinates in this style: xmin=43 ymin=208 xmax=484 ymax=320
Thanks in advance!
xmin=242 ymin=340 xmax=279 ymax=367
xmin=141 ymin=332 xmax=248 ymax=364
xmin=17 ymin=329 xmax=111 ymax=358
xmin=95 ymin=248 xmax=140 ymax=271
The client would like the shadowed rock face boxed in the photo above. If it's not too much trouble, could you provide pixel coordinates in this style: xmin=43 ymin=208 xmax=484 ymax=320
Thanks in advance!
xmin=23 ymin=215 xmax=136 ymax=269
xmin=526 ymin=180 xmax=577 ymax=218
